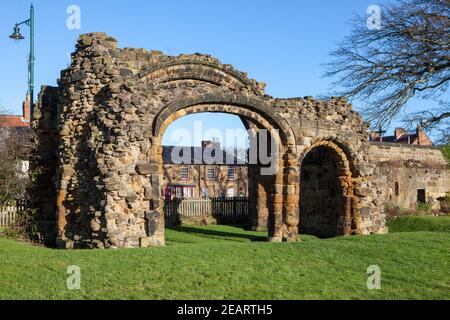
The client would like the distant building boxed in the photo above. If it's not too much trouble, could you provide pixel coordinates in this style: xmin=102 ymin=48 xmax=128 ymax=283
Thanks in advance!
xmin=369 ymin=127 xmax=433 ymax=146
xmin=0 ymin=96 xmax=32 ymax=176
xmin=162 ymin=140 xmax=248 ymax=199
xmin=0 ymin=96 xmax=31 ymax=128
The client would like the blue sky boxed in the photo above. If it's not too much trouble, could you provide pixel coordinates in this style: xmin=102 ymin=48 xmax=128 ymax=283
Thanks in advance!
xmin=0 ymin=0 xmax=440 ymax=146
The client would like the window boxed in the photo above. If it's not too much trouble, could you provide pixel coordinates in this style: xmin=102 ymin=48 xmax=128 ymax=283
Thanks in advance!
xmin=183 ymin=187 xmax=193 ymax=199
xmin=169 ymin=185 xmax=195 ymax=199
xmin=164 ymin=187 xmax=172 ymax=200
xmin=227 ymin=168 xmax=236 ymax=180
xmin=175 ymin=187 xmax=183 ymax=198
xmin=394 ymin=182 xmax=399 ymax=196
xmin=180 ymin=167 xmax=189 ymax=180
xmin=207 ymin=168 xmax=216 ymax=180
xmin=417 ymin=189 xmax=426 ymax=204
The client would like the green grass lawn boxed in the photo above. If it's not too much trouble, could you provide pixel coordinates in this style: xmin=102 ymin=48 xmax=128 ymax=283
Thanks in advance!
xmin=0 ymin=218 xmax=449 ymax=300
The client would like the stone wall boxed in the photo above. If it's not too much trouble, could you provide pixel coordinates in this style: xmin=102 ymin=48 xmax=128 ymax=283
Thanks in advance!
xmin=369 ymin=142 xmax=450 ymax=210
xmin=33 ymin=32 xmax=387 ymax=248
xmin=30 ymin=86 xmax=59 ymax=246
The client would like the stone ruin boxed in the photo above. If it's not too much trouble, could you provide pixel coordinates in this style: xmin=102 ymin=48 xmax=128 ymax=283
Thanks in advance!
xmin=32 ymin=32 xmax=391 ymax=248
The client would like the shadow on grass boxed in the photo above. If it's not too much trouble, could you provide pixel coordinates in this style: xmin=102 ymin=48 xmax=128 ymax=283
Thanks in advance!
xmin=168 ymin=225 xmax=267 ymax=242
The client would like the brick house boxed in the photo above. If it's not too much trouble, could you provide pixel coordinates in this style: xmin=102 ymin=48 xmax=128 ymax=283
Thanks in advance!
xmin=162 ymin=140 xmax=248 ymax=199
xmin=369 ymin=127 xmax=434 ymax=146
xmin=0 ymin=96 xmax=31 ymax=128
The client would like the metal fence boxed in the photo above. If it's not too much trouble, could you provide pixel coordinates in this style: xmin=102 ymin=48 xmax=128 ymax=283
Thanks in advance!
xmin=164 ymin=196 xmax=249 ymax=225
xmin=1 ymin=197 xmax=250 ymax=228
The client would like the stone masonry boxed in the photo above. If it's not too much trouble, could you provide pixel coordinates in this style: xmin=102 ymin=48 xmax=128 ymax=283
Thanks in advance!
xmin=33 ymin=32 xmax=391 ymax=248
xmin=369 ymin=142 xmax=450 ymax=210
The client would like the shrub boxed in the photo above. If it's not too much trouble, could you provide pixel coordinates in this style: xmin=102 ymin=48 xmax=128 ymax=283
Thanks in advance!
xmin=14 ymin=207 xmax=39 ymax=241
xmin=388 ymin=216 xmax=450 ymax=233
xmin=437 ymin=193 xmax=450 ymax=214
xmin=384 ymin=200 xmax=440 ymax=220
xmin=383 ymin=202 xmax=415 ymax=220
xmin=0 ymin=127 xmax=33 ymax=203
xmin=416 ymin=201 xmax=434 ymax=214
xmin=441 ymin=144 xmax=450 ymax=164
xmin=385 ymin=202 xmax=401 ymax=219
xmin=0 ymin=201 xmax=39 ymax=242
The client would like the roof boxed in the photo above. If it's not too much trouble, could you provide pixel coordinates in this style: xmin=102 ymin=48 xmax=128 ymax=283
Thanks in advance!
xmin=369 ymin=127 xmax=434 ymax=146
xmin=0 ymin=115 xmax=30 ymax=127
xmin=162 ymin=146 xmax=247 ymax=165
xmin=166 ymin=183 xmax=197 ymax=187
xmin=380 ymin=134 xmax=416 ymax=144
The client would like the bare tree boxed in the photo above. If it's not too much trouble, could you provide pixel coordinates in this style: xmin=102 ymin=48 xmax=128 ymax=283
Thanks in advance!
xmin=0 ymin=106 xmax=33 ymax=203
xmin=403 ymin=99 xmax=449 ymax=143
xmin=325 ymin=0 xmax=450 ymax=141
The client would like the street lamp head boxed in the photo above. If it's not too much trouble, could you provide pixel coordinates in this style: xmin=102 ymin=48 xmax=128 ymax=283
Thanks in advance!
xmin=9 ymin=25 xmax=24 ymax=41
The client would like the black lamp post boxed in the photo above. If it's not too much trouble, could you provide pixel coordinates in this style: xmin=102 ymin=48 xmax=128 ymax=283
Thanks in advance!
xmin=9 ymin=4 xmax=35 ymax=119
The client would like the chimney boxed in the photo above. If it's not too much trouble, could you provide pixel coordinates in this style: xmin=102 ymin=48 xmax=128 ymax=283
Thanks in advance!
xmin=202 ymin=139 xmax=221 ymax=150
xmin=415 ymin=127 xmax=433 ymax=146
xmin=22 ymin=95 xmax=30 ymax=122
xmin=369 ymin=131 xmax=380 ymax=142
xmin=394 ymin=127 xmax=407 ymax=140
xmin=201 ymin=140 xmax=213 ymax=148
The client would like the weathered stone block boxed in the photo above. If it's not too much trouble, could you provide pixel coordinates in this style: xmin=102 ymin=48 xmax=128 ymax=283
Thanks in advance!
xmin=135 ymin=161 xmax=152 ymax=175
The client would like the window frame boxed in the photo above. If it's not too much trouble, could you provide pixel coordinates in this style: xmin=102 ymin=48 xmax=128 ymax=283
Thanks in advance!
xmin=227 ymin=167 xmax=236 ymax=180
xmin=206 ymin=168 xmax=216 ymax=180
xmin=227 ymin=188 xmax=235 ymax=197
xmin=180 ymin=166 xmax=190 ymax=180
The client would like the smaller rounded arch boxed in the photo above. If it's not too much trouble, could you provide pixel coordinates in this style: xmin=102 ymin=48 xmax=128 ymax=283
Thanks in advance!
xmin=137 ymin=59 xmax=264 ymax=95
xmin=299 ymin=138 xmax=360 ymax=178
xmin=153 ymin=93 xmax=296 ymax=148
xmin=298 ymin=138 xmax=359 ymax=237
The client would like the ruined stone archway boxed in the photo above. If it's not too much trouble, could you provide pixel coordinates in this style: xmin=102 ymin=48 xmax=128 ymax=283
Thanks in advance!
xmin=137 ymin=59 xmax=266 ymax=96
xmin=299 ymin=140 xmax=359 ymax=237
xmin=32 ymin=33 xmax=386 ymax=249
xmin=147 ymin=95 xmax=298 ymax=243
